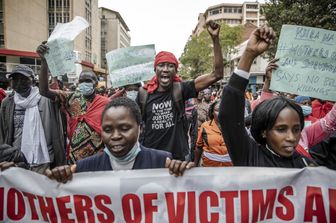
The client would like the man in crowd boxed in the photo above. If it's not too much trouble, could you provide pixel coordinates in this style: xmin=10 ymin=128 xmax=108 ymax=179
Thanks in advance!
xmin=137 ymin=20 xmax=224 ymax=160
xmin=0 ymin=65 xmax=66 ymax=173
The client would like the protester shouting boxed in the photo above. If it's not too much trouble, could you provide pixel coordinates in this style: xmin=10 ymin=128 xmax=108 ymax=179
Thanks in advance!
xmin=137 ymin=20 xmax=224 ymax=161
xmin=218 ymin=26 xmax=316 ymax=167
xmin=45 ymin=97 xmax=195 ymax=183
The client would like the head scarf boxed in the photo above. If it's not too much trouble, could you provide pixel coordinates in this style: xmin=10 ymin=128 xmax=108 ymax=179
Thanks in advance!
xmin=144 ymin=51 xmax=182 ymax=94
xmin=294 ymin=96 xmax=310 ymax=104
xmin=154 ymin=51 xmax=179 ymax=69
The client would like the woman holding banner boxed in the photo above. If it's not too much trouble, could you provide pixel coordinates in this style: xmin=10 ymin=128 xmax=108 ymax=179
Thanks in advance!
xmin=45 ymin=97 xmax=195 ymax=183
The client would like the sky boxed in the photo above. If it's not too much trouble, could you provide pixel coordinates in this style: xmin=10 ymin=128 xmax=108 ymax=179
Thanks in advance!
xmin=98 ymin=0 xmax=265 ymax=59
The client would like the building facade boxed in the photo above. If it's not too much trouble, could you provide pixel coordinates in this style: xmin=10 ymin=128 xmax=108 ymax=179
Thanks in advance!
xmin=191 ymin=1 xmax=267 ymax=92
xmin=100 ymin=7 xmax=130 ymax=69
xmin=100 ymin=7 xmax=130 ymax=87
xmin=0 ymin=0 xmax=101 ymax=87
xmin=193 ymin=1 xmax=266 ymax=36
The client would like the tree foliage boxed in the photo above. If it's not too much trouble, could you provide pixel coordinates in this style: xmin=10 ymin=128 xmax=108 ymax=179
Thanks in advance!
xmin=179 ymin=23 xmax=243 ymax=80
xmin=263 ymin=0 xmax=336 ymax=57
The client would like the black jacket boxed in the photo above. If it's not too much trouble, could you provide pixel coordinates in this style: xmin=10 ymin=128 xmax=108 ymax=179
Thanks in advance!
xmin=76 ymin=145 xmax=172 ymax=172
xmin=218 ymin=73 xmax=314 ymax=168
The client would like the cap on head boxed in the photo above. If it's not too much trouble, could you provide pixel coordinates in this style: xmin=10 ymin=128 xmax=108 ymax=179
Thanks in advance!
xmin=154 ymin=51 xmax=178 ymax=69
xmin=294 ymin=96 xmax=310 ymax=104
xmin=7 ymin=65 xmax=35 ymax=79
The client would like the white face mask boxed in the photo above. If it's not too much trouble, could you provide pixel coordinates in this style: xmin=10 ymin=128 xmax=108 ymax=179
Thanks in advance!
xmin=300 ymin=105 xmax=312 ymax=117
xmin=78 ymin=82 xmax=94 ymax=96
xmin=126 ymin=90 xmax=138 ymax=101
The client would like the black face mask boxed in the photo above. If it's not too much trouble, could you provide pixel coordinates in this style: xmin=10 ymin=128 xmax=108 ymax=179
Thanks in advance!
xmin=13 ymin=84 xmax=31 ymax=96
xmin=11 ymin=76 xmax=33 ymax=96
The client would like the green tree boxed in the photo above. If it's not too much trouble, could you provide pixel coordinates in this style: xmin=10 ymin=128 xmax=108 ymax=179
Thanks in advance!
xmin=263 ymin=0 xmax=336 ymax=57
xmin=179 ymin=22 xmax=243 ymax=80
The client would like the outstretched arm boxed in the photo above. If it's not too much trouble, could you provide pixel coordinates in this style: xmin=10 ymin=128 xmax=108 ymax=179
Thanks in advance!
xmin=36 ymin=42 xmax=59 ymax=100
xmin=218 ymin=26 xmax=276 ymax=165
xmin=194 ymin=20 xmax=224 ymax=92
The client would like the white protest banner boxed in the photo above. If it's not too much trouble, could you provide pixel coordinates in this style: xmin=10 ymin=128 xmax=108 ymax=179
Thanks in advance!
xmin=271 ymin=25 xmax=336 ymax=101
xmin=1 ymin=167 xmax=335 ymax=222
xmin=45 ymin=16 xmax=89 ymax=77
xmin=106 ymin=45 xmax=156 ymax=88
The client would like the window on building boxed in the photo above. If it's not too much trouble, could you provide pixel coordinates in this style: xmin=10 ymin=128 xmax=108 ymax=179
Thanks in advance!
xmin=210 ymin=9 xmax=221 ymax=15
xmin=56 ymin=12 xmax=62 ymax=23
xmin=56 ymin=0 xmax=62 ymax=8
xmin=224 ymin=8 xmax=228 ymax=13
xmin=246 ymin=4 xmax=258 ymax=9
xmin=64 ymin=12 xmax=70 ymax=22
xmin=64 ymin=0 xmax=69 ymax=8
xmin=224 ymin=7 xmax=241 ymax=13
xmin=48 ymin=0 xmax=54 ymax=8
xmin=0 ymin=34 xmax=4 ymax=48
xmin=85 ymin=51 xmax=91 ymax=62
xmin=48 ymin=13 xmax=55 ymax=26
xmin=85 ymin=0 xmax=91 ymax=8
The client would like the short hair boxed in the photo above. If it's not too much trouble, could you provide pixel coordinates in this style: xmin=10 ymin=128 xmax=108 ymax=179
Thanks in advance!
xmin=250 ymin=96 xmax=304 ymax=145
xmin=102 ymin=97 xmax=142 ymax=125
xmin=208 ymin=99 xmax=220 ymax=120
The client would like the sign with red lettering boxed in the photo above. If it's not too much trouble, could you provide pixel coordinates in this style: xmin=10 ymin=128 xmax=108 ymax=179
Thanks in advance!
xmin=0 ymin=167 xmax=335 ymax=222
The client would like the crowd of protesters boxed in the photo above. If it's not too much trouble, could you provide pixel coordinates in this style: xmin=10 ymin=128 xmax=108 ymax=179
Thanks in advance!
xmin=0 ymin=21 xmax=336 ymax=185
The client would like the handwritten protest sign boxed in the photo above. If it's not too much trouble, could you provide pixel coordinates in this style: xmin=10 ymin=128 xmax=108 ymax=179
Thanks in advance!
xmin=271 ymin=25 xmax=336 ymax=101
xmin=1 ymin=167 xmax=335 ymax=222
xmin=45 ymin=16 xmax=89 ymax=77
xmin=106 ymin=45 xmax=155 ymax=88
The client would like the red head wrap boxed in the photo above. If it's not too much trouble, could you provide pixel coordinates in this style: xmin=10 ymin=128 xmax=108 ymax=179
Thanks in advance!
xmin=154 ymin=51 xmax=179 ymax=69
xmin=144 ymin=51 xmax=182 ymax=94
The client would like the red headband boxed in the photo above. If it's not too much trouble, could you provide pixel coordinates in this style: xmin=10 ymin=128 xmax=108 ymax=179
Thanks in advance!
xmin=154 ymin=51 xmax=179 ymax=68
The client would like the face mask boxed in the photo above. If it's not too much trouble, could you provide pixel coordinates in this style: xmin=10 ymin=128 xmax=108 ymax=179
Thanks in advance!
xmin=78 ymin=82 xmax=94 ymax=96
xmin=126 ymin=90 xmax=138 ymax=101
xmin=14 ymin=85 xmax=31 ymax=96
xmin=104 ymin=126 xmax=141 ymax=163
xmin=301 ymin=105 xmax=312 ymax=117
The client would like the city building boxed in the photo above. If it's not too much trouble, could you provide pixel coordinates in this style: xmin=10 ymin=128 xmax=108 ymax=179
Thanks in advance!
xmin=191 ymin=1 xmax=268 ymax=92
xmin=0 ymin=0 xmax=101 ymax=87
xmin=193 ymin=1 xmax=266 ymax=36
xmin=99 ymin=7 xmax=131 ymax=88
xmin=100 ymin=7 xmax=130 ymax=69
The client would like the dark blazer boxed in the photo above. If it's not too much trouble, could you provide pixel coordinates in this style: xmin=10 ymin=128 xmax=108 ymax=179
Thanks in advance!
xmin=76 ymin=145 xmax=172 ymax=172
